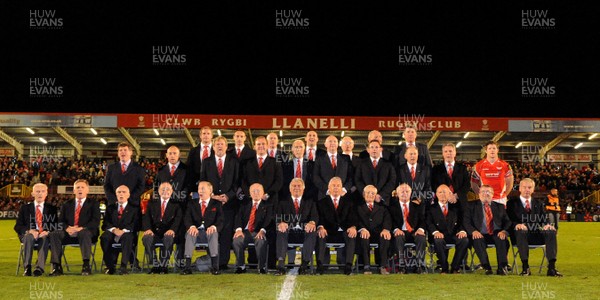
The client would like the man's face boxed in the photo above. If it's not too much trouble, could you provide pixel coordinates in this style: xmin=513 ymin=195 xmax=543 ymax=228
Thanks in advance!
xmin=486 ymin=144 xmax=498 ymax=159
xmin=519 ymin=181 xmax=535 ymax=199
xmin=368 ymin=131 xmax=382 ymax=143
xmin=363 ymin=186 xmax=377 ymax=204
xmin=292 ymin=141 xmax=305 ymax=159
xmin=368 ymin=142 xmax=381 ymax=159
xmin=200 ymin=128 xmax=213 ymax=144
xmin=233 ymin=131 xmax=246 ymax=146
xmin=116 ymin=186 xmax=130 ymax=204
xmin=214 ymin=139 xmax=227 ymax=156
xmin=254 ymin=138 xmax=267 ymax=155
xmin=397 ymin=185 xmax=412 ymax=203
xmin=328 ymin=179 xmax=343 ymax=197
xmin=73 ymin=182 xmax=89 ymax=200
xmin=290 ymin=180 xmax=305 ymax=198
xmin=118 ymin=146 xmax=132 ymax=162
xmin=325 ymin=136 xmax=338 ymax=153
xmin=305 ymin=131 xmax=318 ymax=147
xmin=198 ymin=182 xmax=212 ymax=200
xmin=405 ymin=147 xmax=418 ymax=164
xmin=159 ymin=183 xmax=173 ymax=200
xmin=436 ymin=185 xmax=451 ymax=204
xmin=403 ymin=128 xmax=417 ymax=143
xmin=479 ymin=187 xmax=493 ymax=204
xmin=166 ymin=146 xmax=180 ymax=164
xmin=249 ymin=184 xmax=264 ymax=201
xmin=341 ymin=137 xmax=354 ymax=152
xmin=32 ymin=185 xmax=48 ymax=204
xmin=551 ymin=189 xmax=558 ymax=197
xmin=267 ymin=133 xmax=278 ymax=148
xmin=442 ymin=146 xmax=456 ymax=163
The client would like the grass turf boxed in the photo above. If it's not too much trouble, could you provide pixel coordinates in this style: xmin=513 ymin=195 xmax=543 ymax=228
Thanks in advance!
xmin=0 ymin=220 xmax=598 ymax=299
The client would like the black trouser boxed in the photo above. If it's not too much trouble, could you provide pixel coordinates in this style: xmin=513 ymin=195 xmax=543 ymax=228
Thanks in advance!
xmin=317 ymin=230 xmax=356 ymax=266
xmin=100 ymin=231 xmax=134 ymax=269
xmin=471 ymin=233 xmax=508 ymax=269
xmin=218 ymin=208 xmax=236 ymax=266
xmin=432 ymin=235 xmax=468 ymax=272
xmin=142 ymin=234 xmax=174 ymax=268
xmin=276 ymin=229 xmax=317 ymax=267
xmin=514 ymin=229 xmax=557 ymax=265
xmin=359 ymin=231 xmax=390 ymax=268
xmin=49 ymin=229 xmax=94 ymax=265
xmin=393 ymin=231 xmax=426 ymax=269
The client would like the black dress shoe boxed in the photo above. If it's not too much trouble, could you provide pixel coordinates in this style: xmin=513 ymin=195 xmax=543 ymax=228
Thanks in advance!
xmin=180 ymin=268 xmax=193 ymax=275
xmin=147 ymin=267 xmax=159 ymax=274
xmin=33 ymin=267 xmax=44 ymax=277
xmin=496 ymin=267 xmax=508 ymax=276
xmin=81 ymin=265 xmax=92 ymax=276
xmin=520 ymin=268 xmax=531 ymax=276
xmin=104 ymin=267 xmax=116 ymax=275
xmin=274 ymin=268 xmax=286 ymax=276
xmin=23 ymin=265 xmax=32 ymax=277
xmin=344 ymin=264 xmax=353 ymax=275
xmin=235 ymin=267 xmax=247 ymax=274
xmin=485 ymin=269 xmax=494 ymax=275
xmin=547 ymin=269 xmax=563 ymax=277
xmin=219 ymin=264 xmax=230 ymax=270
xmin=316 ymin=265 xmax=325 ymax=275
xmin=210 ymin=267 xmax=221 ymax=275
xmin=49 ymin=265 xmax=63 ymax=276
xmin=259 ymin=268 xmax=267 ymax=274
xmin=160 ymin=267 xmax=169 ymax=274
xmin=118 ymin=267 xmax=129 ymax=275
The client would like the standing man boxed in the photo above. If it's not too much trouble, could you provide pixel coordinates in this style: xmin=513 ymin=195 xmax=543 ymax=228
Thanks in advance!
xmin=281 ymin=139 xmax=316 ymax=201
xmin=432 ymin=142 xmax=470 ymax=210
xmin=463 ymin=185 xmax=511 ymax=275
xmin=507 ymin=178 xmax=562 ymax=277
xmin=14 ymin=183 xmax=58 ymax=276
xmin=546 ymin=188 xmax=561 ymax=230
xmin=397 ymin=146 xmax=433 ymax=205
xmin=142 ymin=182 xmax=182 ymax=274
xmin=228 ymin=130 xmax=256 ymax=198
xmin=101 ymin=185 xmax=139 ymax=275
xmin=355 ymin=140 xmax=397 ymax=207
xmin=305 ymin=130 xmax=326 ymax=161
xmin=200 ymin=136 xmax=240 ymax=270
xmin=49 ymin=179 xmax=100 ymax=276
xmin=313 ymin=135 xmax=352 ymax=200
xmin=266 ymin=132 xmax=288 ymax=163
xmin=186 ymin=126 xmax=214 ymax=191
xmin=471 ymin=141 xmax=514 ymax=206
xmin=241 ymin=136 xmax=283 ymax=205
xmin=180 ymin=181 xmax=223 ymax=275
xmin=395 ymin=125 xmax=433 ymax=167
xmin=232 ymin=183 xmax=273 ymax=274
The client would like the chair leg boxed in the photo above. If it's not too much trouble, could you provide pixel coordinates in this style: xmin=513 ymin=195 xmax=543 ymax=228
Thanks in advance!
xmin=62 ymin=245 xmax=71 ymax=272
xmin=538 ymin=247 xmax=546 ymax=274
xmin=16 ymin=244 xmax=24 ymax=276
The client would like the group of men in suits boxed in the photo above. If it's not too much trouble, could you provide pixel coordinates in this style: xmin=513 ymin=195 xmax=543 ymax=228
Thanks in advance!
xmin=15 ymin=126 xmax=562 ymax=277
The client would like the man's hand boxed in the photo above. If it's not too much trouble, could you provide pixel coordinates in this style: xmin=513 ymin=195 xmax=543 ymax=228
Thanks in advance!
xmin=305 ymin=222 xmax=316 ymax=233
xmin=278 ymin=222 xmax=288 ymax=233
xmin=415 ymin=228 xmax=425 ymax=236
xmin=206 ymin=225 xmax=217 ymax=235
xmin=381 ymin=229 xmax=391 ymax=240
xmin=143 ymin=229 xmax=154 ymax=236
xmin=113 ymin=228 xmax=124 ymax=237
xmin=434 ymin=232 xmax=444 ymax=239
xmin=165 ymin=229 xmax=175 ymax=237
xmin=347 ymin=227 xmax=357 ymax=238
xmin=472 ymin=231 xmax=483 ymax=239
xmin=233 ymin=229 xmax=244 ymax=239
xmin=497 ymin=231 xmax=507 ymax=240
xmin=255 ymin=230 xmax=266 ymax=240
xmin=318 ymin=227 xmax=328 ymax=239
xmin=187 ymin=226 xmax=199 ymax=237
xmin=515 ymin=224 xmax=528 ymax=231
xmin=456 ymin=231 xmax=467 ymax=239
xmin=360 ymin=229 xmax=370 ymax=239
xmin=394 ymin=229 xmax=404 ymax=237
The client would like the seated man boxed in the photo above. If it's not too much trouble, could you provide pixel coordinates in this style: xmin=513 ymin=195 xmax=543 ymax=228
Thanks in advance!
xmin=275 ymin=178 xmax=318 ymax=276
xmin=463 ymin=185 xmax=511 ymax=275
xmin=232 ymin=183 xmax=273 ymax=274
xmin=101 ymin=185 xmax=139 ymax=275
xmin=388 ymin=183 xmax=427 ymax=274
xmin=14 ymin=183 xmax=58 ymax=276
xmin=180 ymin=181 xmax=223 ymax=275
xmin=142 ymin=182 xmax=182 ymax=274
xmin=507 ymin=178 xmax=562 ymax=277
xmin=49 ymin=179 xmax=100 ymax=276
xmin=426 ymin=184 xmax=469 ymax=274
xmin=316 ymin=177 xmax=357 ymax=275
xmin=357 ymin=185 xmax=392 ymax=275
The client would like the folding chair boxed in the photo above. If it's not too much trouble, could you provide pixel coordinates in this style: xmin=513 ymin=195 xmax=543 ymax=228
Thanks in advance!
xmin=99 ymin=233 xmax=140 ymax=273
xmin=62 ymin=242 xmax=98 ymax=272
xmin=511 ymin=244 xmax=546 ymax=274
xmin=141 ymin=242 xmax=177 ymax=272
xmin=322 ymin=243 xmax=346 ymax=271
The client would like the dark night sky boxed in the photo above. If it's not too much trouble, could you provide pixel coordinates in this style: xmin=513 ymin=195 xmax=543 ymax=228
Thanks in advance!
xmin=5 ymin=1 xmax=599 ymax=118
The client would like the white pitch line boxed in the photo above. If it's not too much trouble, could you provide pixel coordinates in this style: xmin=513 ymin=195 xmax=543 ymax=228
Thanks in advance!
xmin=277 ymin=267 xmax=298 ymax=300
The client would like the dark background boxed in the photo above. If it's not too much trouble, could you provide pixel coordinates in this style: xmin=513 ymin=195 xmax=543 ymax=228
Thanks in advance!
xmin=5 ymin=1 xmax=599 ymax=117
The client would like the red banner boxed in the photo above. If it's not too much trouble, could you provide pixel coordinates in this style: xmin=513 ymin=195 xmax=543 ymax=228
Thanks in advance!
xmin=116 ymin=114 xmax=508 ymax=131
